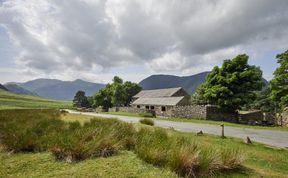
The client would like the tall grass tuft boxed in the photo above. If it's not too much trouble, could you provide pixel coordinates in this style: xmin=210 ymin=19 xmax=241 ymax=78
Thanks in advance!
xmin=49 ymin=118 xmax=137 ymax=162
xmin=220 ymin=148 xmax=245 ymax=170
xmin=169 ymin=145 xmax=200 ymax=178
xmin=0 ymin=109 xmax=64 ymax=152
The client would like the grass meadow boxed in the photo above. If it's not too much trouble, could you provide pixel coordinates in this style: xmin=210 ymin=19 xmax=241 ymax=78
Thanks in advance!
xmin=0 ymin=89 xmax=71 ymax=110
xmin=1 ymin=110 xmax=288 ymax=177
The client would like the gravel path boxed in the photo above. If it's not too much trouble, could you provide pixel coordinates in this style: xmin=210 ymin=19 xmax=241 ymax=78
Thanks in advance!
xmin=66 ymin=110 xmax=288 ymax=149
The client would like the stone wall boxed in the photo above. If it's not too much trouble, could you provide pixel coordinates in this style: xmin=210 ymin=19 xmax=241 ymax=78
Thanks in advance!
xmin=238 ymin=110 xmax=264 ymax=125
xmin=206 ymin=105 xmax=238 ymax=122
xmin=95 ymin=107 xmax=107 ymax=112
xmin=279 ymin=108 xmax=288 ymax=127
xmin=263 ymin=113 xmax=276 ymax=126
xmin=169 ymin=105 xmax=207 ymax=119
xmin=109 ymin=107 xmax=147 ymax=113
xmin=107 ymin=105 xmax=272 ymax=125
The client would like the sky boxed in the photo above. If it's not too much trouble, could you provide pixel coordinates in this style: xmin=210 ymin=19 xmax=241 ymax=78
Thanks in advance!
xmin=0 ymin=0 xmax=287 ymax=84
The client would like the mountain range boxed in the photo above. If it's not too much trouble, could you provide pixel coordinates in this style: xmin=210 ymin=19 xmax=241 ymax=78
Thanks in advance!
xmin=16 ymin=79 xmax=105 ymax=100
xmin=4 ymin=83 xmax=38 ymax=96
xmin=3 ymin=72 xmax=268 ymax=100
xmin=139 ymin=72 xmax=210 ymax=94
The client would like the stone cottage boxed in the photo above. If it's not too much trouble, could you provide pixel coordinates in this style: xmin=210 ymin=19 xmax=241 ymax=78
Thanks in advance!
xmin=131 ymin=87 xmax=191 ymax=116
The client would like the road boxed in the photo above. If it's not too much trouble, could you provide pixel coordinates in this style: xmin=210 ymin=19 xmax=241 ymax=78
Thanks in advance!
xmin=66 ymin=110 xmax=288 ymax=149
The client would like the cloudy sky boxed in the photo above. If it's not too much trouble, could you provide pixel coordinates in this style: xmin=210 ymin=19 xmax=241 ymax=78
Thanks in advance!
xmin=0 ymin=0 xmax=287 ymax=84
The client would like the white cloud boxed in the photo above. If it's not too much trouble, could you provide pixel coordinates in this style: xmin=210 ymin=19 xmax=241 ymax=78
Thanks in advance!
xmin=148 ymin=51 xmax=186 ymax=72
xmin=0 ymin=0 xmax=287 ymax=81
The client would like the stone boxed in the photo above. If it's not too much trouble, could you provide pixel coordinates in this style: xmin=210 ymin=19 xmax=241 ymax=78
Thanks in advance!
xmin=196 ymin=130 xmax=204 ymax=136
xmin=246 ymin=136 xmax=252 ymax=144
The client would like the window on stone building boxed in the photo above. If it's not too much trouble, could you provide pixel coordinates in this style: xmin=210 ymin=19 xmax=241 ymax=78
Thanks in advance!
xmin=150 ymin=106 xmax=155 ymax=110
xmin=137 ymin=105 xmax=140 ymax=108
xmin=161 ymin=106 xmax=166 ymax=112
xmin=145 ymin=106 xmax=149 ymax=109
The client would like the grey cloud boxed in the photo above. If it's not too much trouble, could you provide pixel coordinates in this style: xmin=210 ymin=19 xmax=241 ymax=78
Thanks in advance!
xmin=0 ymin=0 xmax=288 ymax=74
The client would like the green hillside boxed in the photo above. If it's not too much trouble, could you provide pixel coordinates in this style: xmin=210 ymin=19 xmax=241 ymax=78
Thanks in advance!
xmin=0 ymin=89 xmax=71 ymax=110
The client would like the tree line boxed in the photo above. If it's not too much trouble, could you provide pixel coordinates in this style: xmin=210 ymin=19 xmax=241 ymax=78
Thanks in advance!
xmin=73 ymin=76 xmax=141 ymax=109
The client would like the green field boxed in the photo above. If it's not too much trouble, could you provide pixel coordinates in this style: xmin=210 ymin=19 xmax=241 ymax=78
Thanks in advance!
xmin=0 ymin=89 xmax=71 ymax=110
xmin=0 ymin=151 xmax=176 ymax=178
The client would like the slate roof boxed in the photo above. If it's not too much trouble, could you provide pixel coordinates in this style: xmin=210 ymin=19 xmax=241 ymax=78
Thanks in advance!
xmin=133 ymin=87 xmax=182 ymax=98
xmin=132 ymin=96 xmax=184 ymax=106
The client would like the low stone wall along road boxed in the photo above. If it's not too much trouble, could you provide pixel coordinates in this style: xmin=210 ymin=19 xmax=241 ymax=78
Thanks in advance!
xmin=66 ymin=110 xmax=288 ymax=149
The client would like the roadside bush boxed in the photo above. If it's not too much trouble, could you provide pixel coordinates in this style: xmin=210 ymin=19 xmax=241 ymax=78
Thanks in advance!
xmin=139 ymin=112 xmax=155 ymax=118
xmin=139 ymin=118 xmax=154 ymax=126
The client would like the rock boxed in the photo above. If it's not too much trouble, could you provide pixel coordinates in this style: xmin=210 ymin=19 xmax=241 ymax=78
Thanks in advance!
xmin=246 ymin=136 xmax=252 ymax=144
xmin=196 ymin=130 xmax=204 ymax=136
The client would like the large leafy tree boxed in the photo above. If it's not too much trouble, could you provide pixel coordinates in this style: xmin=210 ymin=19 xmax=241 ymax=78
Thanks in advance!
xmin=73 ymin=90 xmax=91 ymax=108
xmin=269 ymin=50 xmax=288 ymax=110
xmin=122 ymin=81 xmax=142 ymax=106
xmin=249 ymin=88 xmax=277 ymax=113
xmin=93 ymin=76 xmax=141 ymax=108
xmin=192 ymin=54 xmax=263 ymax=112
xmin=93 ymin=84 xmax=113 ymax=109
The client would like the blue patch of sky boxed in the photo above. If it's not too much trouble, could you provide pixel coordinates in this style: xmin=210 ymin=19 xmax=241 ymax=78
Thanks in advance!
xmin=246 ymin=48 xmax=284 ymax=80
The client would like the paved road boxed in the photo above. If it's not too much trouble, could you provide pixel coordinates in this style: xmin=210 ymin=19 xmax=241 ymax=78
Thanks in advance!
xmin=66 ymin=110 xmax=288 ymax=149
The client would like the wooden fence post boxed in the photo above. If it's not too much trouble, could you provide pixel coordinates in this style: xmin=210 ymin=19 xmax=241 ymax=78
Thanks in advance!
xmin=221 ymin=124 xmax=225 ymax=138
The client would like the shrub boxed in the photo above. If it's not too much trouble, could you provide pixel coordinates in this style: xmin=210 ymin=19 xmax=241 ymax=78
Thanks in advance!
xmin=139 ymin=118 xmax=154 ymax=126
xmin=139 ymin=112 xmax=155 ymax=118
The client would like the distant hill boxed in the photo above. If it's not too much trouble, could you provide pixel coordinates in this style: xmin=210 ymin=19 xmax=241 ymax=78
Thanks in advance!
xmin=0 ymin=84 xmax=8 ymax=91
xmin=4 ymin=83 xmax=38 ymax=96
xmin=17 ymin=79 xmax=105 ymax=100
xmin=139 ymin=72 xmax=268 ymax=94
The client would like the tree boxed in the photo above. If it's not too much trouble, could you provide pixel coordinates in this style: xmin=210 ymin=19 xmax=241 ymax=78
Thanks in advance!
xmin=93 ymin=76 xmax=142 ymax=108
xmin=249 ymin=88 xmax=276 ymax=113
xmin=93 ymin=84 xmax=113 ymax=110
xmin=192 ymin=54 xmax=264 ymax=112
xmin=269 ymin=50 xmax=288 ymax=110
xmin=122 ymin=81 xmax=142 ymax=106
xmin=73 ymin=90 xmax=90 ymax=108
xmin=112 ymin=76 xmax=123 ymax=84
xmin=111 ymin=76 xmax=125 ymax=106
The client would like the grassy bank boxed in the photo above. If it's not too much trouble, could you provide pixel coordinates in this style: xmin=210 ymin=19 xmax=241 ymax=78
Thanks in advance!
xmin=0 ymin=89 xmax=71 ymax=110
xmin=0 ymin=150 xmax=176 ymax=178
xmin=106 ymin=111 xmax=288 ymax=131
xmin=1 ymin=110 xmax=288 ymax=177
